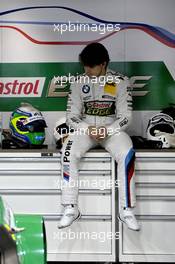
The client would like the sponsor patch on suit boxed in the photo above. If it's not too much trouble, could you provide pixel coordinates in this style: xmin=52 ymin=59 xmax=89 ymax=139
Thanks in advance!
xmin=104 ymin=82 xmax=117 ymax=96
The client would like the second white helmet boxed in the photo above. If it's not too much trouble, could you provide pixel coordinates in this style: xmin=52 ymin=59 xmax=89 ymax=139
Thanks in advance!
xmin=146 ymin=113 xmax=175 ymax=148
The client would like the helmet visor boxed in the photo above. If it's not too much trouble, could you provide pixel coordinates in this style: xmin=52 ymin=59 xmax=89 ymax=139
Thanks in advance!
xmin=25 ymin=120 xmax=47 ymax=132
xmin=150 ymin=114 xmax=174 ymax=124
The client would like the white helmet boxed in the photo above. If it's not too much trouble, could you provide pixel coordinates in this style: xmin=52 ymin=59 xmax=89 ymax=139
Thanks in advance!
xmin=53 ymin=117 xmax=74 ymax=148
xmin=146 ymin=113 xmax=175 ymax=148
xmin=53 ymin=117 xmax=67 ymax=143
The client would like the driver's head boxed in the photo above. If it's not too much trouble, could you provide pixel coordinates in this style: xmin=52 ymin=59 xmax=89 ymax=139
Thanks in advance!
xmin=79 ymin=42 xmax=110 ymax=77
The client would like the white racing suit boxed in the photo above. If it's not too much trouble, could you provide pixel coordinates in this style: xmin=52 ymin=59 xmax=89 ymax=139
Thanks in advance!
xmin=61 ymin=69 xmax=136 ymax=208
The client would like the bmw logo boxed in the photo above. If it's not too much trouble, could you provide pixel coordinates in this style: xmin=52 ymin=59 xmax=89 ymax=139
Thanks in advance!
xmin=82 ymin=85 xmax=90 ymax=94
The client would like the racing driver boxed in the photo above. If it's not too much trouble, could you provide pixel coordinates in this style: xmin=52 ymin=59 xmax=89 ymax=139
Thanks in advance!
xmin=58 ymin=42 xmax=140 ymax=231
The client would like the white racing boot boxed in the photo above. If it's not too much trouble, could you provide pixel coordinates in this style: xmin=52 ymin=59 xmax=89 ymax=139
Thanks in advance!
xmin=58 ymin=204 xmax=81 ymax=229
xmin=118 ymin=207 xmax=140 ymax=231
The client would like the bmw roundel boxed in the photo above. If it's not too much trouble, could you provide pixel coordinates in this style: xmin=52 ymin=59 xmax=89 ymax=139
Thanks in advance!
xmin=82 ymin=85 xmax=90 ymax=94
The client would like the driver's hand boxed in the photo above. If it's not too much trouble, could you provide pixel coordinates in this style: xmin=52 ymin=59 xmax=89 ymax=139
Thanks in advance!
xmin=88 ymin=126 xmax=99 ymax=141
xmin=88 ymin=126 xmax=108 ymax=141
xmin=96 ymin=126 xmax=108 ymax=141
